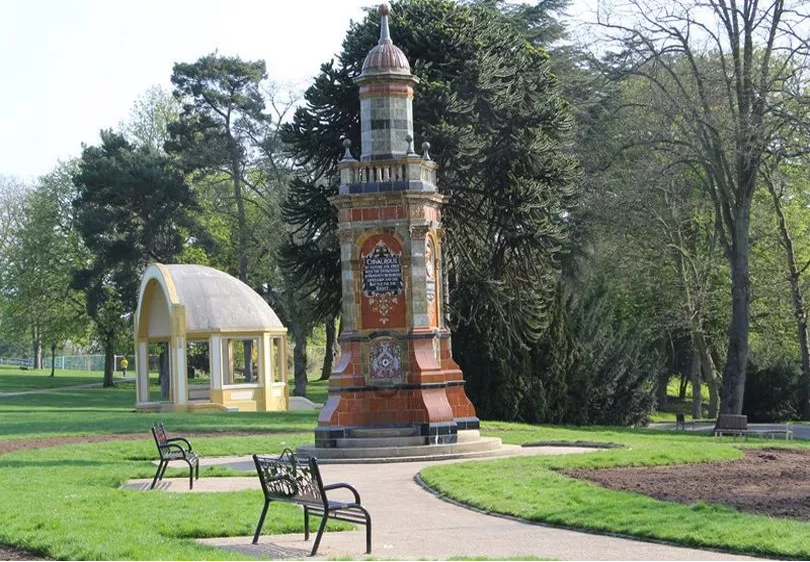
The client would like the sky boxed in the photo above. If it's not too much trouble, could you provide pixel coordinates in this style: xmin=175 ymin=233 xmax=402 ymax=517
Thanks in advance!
xmin=1 ymin=0 xmax=596 ymax=180
xmin=0 ymin=0 xmax=373 ymax=180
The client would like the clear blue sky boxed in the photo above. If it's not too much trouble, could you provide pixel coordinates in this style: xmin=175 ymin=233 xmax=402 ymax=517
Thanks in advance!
xmin=1 ymin=0 xmax=594 ymax=180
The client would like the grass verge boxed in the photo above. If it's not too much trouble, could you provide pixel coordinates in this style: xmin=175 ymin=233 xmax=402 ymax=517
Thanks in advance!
xmin=421 ymin=422 xmax=810 ymax=559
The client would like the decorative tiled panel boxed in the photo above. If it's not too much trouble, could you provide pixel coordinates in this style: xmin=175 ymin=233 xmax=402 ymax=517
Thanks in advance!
xmin=367 ymin=337 xmax=405 ymax=384
xmin=359 ymin=234 xmax=407 ymax=329
xmin=425 ymin=235 xmax=440 ymax=327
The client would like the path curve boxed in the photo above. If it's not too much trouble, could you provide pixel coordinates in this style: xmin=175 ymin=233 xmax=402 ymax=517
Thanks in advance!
xmin=124 ymin=448 xmax=756 ymax=561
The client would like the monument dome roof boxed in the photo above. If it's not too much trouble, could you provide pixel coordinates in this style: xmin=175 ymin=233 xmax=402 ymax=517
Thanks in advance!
xmin=360 ymin=2 xmax=411 ymax=77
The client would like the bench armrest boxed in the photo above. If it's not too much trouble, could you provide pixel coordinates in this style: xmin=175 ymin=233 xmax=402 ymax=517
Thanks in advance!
xmin=160 ymin=443 xmax=191 ymax=459
xmin=166 ymin=437 xmax=193 ymax=451
xmin=323 ymin=482 xmax=361 ymax=504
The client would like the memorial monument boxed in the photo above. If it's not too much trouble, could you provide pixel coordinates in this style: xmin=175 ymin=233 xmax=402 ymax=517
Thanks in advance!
xmin=302 ymin=3 xmax=502 ymax=459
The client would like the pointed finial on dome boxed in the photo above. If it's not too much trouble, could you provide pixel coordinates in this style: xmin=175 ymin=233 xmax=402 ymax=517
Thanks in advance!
xmin=378 ymin=2 xmax=392 ymax=44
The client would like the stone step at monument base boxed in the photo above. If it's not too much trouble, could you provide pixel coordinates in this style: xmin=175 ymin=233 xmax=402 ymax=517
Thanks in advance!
xmin=348 ymin=427 xmax=419 ymax=438
xmin=336 ymin=436 xmax=427 ymax=448
xmin=337 ymin=426 xmax=424 ymax=448
xmin=298 ymin=433 xmax=509 ymax=464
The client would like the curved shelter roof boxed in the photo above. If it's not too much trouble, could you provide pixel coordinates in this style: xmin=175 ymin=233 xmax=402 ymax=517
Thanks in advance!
xmin=137 ymin=263 xmax=283 ymax=337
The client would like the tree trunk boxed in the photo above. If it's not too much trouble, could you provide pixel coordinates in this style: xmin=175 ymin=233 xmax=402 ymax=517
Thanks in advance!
xmin=319 ymin=315 xmax=337 ymax=381
xmin=690 ymin=346 xmax=702 ymax=419
xmin=707 ymin=345 xmax=722 ymax=418
xmin=293 ymin=328 xmax=308 ymax=397
xmin=50 ymin=343 xmax=56 ymax=377
xmin=694 ymin=331 xmax=720 ymax=419
xmin=103 ymin=343 xmax=115 ymax=388
xmin=32 ymin=325 xmax=42 ymax=370
xmin=721 ymin=215 xmax=751 ymax=414
xmin=243 ymin=341 xmax=254 ymax=383
xmin=678 ymin=375 xmax=688 ymax=400
xmin=159 ymin=345 xmax=170 ymax=399
xmin=768 ymin=182 xmax=810 ymax=419
xmin=656 ymin=372 xmax=669 ymax=410
xmin=231 ymin=158 xmax=253 ymax=384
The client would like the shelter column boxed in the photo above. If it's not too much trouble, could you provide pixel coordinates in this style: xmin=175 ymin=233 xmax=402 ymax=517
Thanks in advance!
xmin=136 ymin=340 xmax=149 ymax=403
xmin=171 ymin=304 xmax=188 ymax=409
xmin=210 ymin=335 xmax=223 ymax=391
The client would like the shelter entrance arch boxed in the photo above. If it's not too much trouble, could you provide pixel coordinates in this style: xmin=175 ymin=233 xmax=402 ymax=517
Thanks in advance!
xmin=134 ymin=264 xmax=288 ymax=412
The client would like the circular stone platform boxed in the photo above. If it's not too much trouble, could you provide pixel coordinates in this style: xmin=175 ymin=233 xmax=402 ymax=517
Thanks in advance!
xmin=297 ymin=430 xmax=517 ymax=464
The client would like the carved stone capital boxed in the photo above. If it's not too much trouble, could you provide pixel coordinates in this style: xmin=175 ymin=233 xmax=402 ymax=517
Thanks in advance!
xmin=339 ymin=228 xmax=356 ymax=244
xmin=409 ymin=224 xmax=431 ymax=240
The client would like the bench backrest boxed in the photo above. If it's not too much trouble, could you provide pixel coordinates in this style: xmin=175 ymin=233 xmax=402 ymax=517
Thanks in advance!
xmin=152 ymin=422 xmax=169 ymax=455
xmin=715 ymin=414 xmax=748 ymax=431
xmin=253 ymin=450 xmax=326 ymax=508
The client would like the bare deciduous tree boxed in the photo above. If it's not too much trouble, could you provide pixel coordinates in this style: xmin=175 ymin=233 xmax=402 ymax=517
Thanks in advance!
xmin=596 ymin=0 xmax=810 ymax=414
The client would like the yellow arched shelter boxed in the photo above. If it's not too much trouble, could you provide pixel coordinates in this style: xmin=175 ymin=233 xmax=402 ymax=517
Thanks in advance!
xmin=134 ymin=263 xmax=288 ymax=412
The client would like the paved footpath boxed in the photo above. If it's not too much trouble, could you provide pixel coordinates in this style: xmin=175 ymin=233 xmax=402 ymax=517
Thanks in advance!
xmin=124 ymin=448 xmax=757 ymax=561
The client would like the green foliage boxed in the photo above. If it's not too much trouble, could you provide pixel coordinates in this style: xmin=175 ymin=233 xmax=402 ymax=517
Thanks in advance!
xmin=167 ymin=53 xmax=267 ymax=178
xmin=0 ymin=163 xmax=91 ymax=366
xmin=120 ymin=85 xmax=180 ymax=152
xmin=743 ymin=359 xmax=800 ymax=422
xmin=462 ymin=281 xmax=659 ymax=425
xmin=72 ymin=131 xmax=199 ymax=385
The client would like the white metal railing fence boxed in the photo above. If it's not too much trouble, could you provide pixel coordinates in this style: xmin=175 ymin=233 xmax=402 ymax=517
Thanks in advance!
xmin=0 ymin=355 xmax=134 ymax=372
xmin=0 ymin=357 xmax=34 ymax=368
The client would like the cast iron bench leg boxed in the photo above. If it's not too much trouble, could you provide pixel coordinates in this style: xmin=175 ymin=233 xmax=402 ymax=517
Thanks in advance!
xmin=364 ymin=509 xmax=372 ymax=554
xmin=304 ymin=506 xmax=310 ymax=541
xmin=151 ymin=460 xmax=166 ymax=489
xmin=253 ymin=499 xmax=271 ymax=544
xmin=311 ymin=512 xmax=329 ymax=556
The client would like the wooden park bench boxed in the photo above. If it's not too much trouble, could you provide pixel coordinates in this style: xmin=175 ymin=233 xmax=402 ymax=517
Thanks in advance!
xmin=713 ymin=414 xmax=794 ymax=440
xmin=252 ymin=449 xmax=372 ymax=557
xmin=150 ymin=422 xmax=199 ymax=490
xmin=713 ymin=414 xmax=750 ymax=438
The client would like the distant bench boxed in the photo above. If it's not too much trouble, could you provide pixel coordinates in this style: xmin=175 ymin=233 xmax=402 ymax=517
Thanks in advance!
xmin=151 ymin=422 xmax=199 ymax=489
xmin=253 ymin=449 xmax=372 ymax=556
xmin=713 ymin=414 xmax=793 ymax=440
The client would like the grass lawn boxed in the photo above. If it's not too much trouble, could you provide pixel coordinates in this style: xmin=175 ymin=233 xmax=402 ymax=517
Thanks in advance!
xmin=0 ymin=376 xmax=332 ymax=559
xmin=0 ymin=368 xmax=127 ymax=393
xmin=2 ymin=368 xmax=810 ymax=559
xmin=422 ymin=422 xmax=810 ymax=559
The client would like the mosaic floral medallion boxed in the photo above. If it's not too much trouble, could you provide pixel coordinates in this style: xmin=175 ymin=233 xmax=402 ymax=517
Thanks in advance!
xmin=368 ymin=337 xmax=403 ymax=384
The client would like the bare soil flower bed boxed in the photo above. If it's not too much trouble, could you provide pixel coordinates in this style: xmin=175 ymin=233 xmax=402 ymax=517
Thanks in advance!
xmin=565 ymin=447 xmax=810 ymax=520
